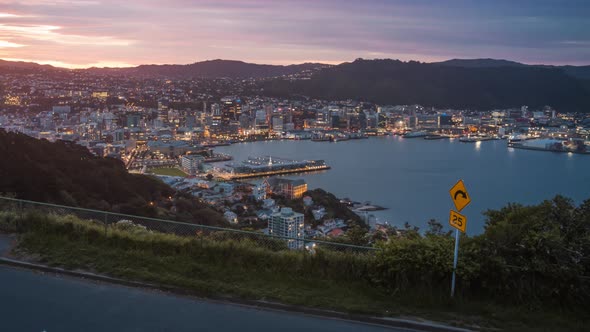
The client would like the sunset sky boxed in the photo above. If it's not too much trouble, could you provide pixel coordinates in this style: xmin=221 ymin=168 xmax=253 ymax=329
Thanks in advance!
xmin=0 ymin=0 xmax=588 ymax=68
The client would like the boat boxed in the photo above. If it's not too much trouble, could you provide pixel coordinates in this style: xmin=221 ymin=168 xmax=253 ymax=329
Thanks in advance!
xmin=329 ymin=135 xmax=350 ymax=142
xmin=459 ymin=136 xmax=478 ymax=143
xmin=459 ymin=135 xmax=496 ymax=143
xmin=507 ymin=134 xmax=528 ymax=143
xmin=349 ymin=132 xmax=368 ymax=139
xmin=402 ymin=131 xmax=428 ymax=138
xmin=424 ymin=135 xmax=446 ymax=140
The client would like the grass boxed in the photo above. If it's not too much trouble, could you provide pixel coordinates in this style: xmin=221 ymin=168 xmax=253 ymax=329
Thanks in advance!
xmin=149 ymin=167 xmax=188 ymax=177
xmin=2 ymin=210 xmax=589 ymax=332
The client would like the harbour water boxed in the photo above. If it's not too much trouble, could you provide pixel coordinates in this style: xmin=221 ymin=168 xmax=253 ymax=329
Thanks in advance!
xmin=215 ymin=136 xmax=590 ymax=234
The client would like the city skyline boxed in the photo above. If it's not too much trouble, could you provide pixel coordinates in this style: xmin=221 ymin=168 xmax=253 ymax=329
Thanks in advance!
xmin=0 ymin=0 xmax=588 ymax=68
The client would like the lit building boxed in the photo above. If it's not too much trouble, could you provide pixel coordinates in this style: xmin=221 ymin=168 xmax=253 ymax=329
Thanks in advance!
xmin=271 ymin=115 xmax=283 ymax=131
xmin=220 ymin=98 xmax=242 ymax=134
xmin=92 ymin=91 xmax=108 ymax=100
xmin=438 ymin=115 xmax=453 ymax=127
xmin=180 ymin=154 xmax=205 ymax=175
xmin=269 ymin=207 xmax=304 ymax=250
xmin=210 ymin=103 xmax=222 ymax=133
xmin=147 ymin=140 xmax=200 ymax=157
xmin=126 ymin=114 xmax=141 ymax=128
xmin=266 ymin=177 xmax=307 ymax=199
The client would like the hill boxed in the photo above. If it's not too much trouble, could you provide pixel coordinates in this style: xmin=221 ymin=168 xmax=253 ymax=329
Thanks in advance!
xmin=437 ymin=58 xmax=590 ymax=80
xmin=0 ymin=58 xmax=329 ymax=78
xmin=0 ymin=130 xmax=226 ymax=226
xmin=262 ymin=58 xmax=590 ymax=111
xmin=436 ymin=58 xmax=526 ymax=68
xmin=0 ymin=59 xmax=61 ymax=74
xmin=83 ymin=59 xmax=330 ymax=78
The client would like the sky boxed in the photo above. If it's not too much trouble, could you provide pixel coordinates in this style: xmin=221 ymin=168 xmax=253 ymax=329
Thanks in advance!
xmin=0 ymin=0 xmax=588 ymax=68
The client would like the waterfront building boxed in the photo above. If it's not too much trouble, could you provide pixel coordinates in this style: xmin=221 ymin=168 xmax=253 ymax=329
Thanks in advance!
xmin=271 ymin=115 xmax=284 ymax=131
xmin=228 ymin=156 xmax=328 ymax=179
xmin=438 ymin=115 xmax=453 ymax=127
xmin=267 ymin=177 xmax=307 ymax=199
xmin=147 ymin=140 xmax=200 ymax=157
xmin=269 ymin=207 xmax=304 ymax=250
xmin=180 ymin=154 xmax=204 ymax=176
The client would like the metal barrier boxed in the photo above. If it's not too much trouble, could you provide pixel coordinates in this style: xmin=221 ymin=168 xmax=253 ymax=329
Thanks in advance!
xmin=0 ymin=196 xmax=378 ymax=253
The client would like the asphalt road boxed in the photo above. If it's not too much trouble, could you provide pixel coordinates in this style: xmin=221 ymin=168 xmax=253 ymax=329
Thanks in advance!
xmin=0 ymin=266 xmax=409 ymax=332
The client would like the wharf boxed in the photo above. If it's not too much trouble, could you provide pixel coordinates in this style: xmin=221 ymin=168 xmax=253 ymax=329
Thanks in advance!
xmin=228 ymin=165 xmax=331 ymax=179
xmin=509 ymin=143 xmax=590 ymax=155
xmin=224 ymin=156 xmax=330 ymax=179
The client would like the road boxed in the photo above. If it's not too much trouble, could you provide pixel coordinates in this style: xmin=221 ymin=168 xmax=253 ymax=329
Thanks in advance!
xmin=0 ymin=266 xmax=408 ymax=332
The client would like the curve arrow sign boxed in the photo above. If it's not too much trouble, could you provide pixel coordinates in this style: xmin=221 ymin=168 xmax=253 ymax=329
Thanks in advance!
xmin=449 ymin=180 xmax=471 ymax=212
xmin=454 ymin=190 xmax=467 ymax=200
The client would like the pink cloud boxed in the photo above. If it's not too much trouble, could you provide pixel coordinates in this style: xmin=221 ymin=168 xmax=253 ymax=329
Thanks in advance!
xmin=0 ymin=0 xmax=587 ymax=68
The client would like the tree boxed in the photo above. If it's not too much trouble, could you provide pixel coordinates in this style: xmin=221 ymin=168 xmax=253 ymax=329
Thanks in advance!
xmin=426 ymin=218 xmax=444 ymax=236
xmin=345 ymin=225 xmax=369 ymax=246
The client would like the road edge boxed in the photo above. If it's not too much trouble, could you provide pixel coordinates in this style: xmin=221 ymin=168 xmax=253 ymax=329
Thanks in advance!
xmin=0 ymin=257 xmax=473 ymax=332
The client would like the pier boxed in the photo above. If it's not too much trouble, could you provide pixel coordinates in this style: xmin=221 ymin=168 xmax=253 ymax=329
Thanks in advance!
xmin=220 ymin=156 xmax=331 ymax=179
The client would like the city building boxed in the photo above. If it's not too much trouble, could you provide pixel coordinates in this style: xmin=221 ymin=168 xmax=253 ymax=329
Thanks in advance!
xmin=251 ymin=182 xmax=267 ymax=201
xmin=52 ymin=106 xmax=71 ymax=114
xmin=180 ymin=154 xmax=204 ymax=176
xmin=266 ymin=177 xmax=307 ymax=199
xmin=269 ymin=207 xmax=304 ymax=250
xmin=147 ymin=140 xmax=200 ymax=157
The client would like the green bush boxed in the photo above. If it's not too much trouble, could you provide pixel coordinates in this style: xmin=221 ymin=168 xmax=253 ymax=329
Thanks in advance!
xmin=8 ymin=195 xmax=590 ymax=310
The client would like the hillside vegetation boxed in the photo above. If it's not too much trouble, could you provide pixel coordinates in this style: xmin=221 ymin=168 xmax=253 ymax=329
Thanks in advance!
xmin=262 ymin=59 xmax=590 ymax=111
xmin=0 ymin=130 xmax=226 ymax=226
xmin=0 ymin=194 xmax=588 ymax=331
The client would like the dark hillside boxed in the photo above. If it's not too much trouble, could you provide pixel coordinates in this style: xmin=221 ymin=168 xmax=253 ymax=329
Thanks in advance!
xmin=0 ymin=130 xmax=226 ymax=225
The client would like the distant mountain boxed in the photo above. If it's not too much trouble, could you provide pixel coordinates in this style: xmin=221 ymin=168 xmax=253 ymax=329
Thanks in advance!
xmin=2 ymin=57 xmax=590 ymax=110
xmin=262 ymin=58 xmax=590 ymax=111
xmin=0 ymin=58 xmax=330 ymax=78
xmin=436 ymin=58 xmax=526 ymax=68
xmin=556 ymin=65 xmax=590 ymax=80
xmin=437 ymin=58 xmax=590 ymax=80
xmin=0 ymin=59 xmax=60 ymax=74
xmin=84 ymin=60 xmax=331 ymax=79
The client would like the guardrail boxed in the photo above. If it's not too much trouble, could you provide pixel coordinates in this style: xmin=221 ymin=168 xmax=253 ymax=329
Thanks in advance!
xmin=0 ymin=196 xmax=378 ymax=253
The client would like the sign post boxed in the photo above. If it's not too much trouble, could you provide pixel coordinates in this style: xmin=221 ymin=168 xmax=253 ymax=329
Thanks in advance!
xmin=451 ymin=228 xmax=460 ymax=297
xmin=448 ymin=180 xmax=471 ymax=297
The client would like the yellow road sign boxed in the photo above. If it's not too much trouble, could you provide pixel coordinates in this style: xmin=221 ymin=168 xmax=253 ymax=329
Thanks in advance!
xmin=449 ymin=179 xmax=471 ymax=212
xmin=449 ymin=210 xmax=467 ymax=233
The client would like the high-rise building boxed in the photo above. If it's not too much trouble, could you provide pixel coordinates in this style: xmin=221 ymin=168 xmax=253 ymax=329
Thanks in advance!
xmin=210 ymin=103 xmax=222 ymax=133
xmin=271 ymin=115 xmax=284 ymax=132
xmin=269 ymin=207 xmax=304 ymax=250
xmin=126 ymin=114 xmax=141 ymax=128
xmin=220 ymin=97 xmax=242 ymax=134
